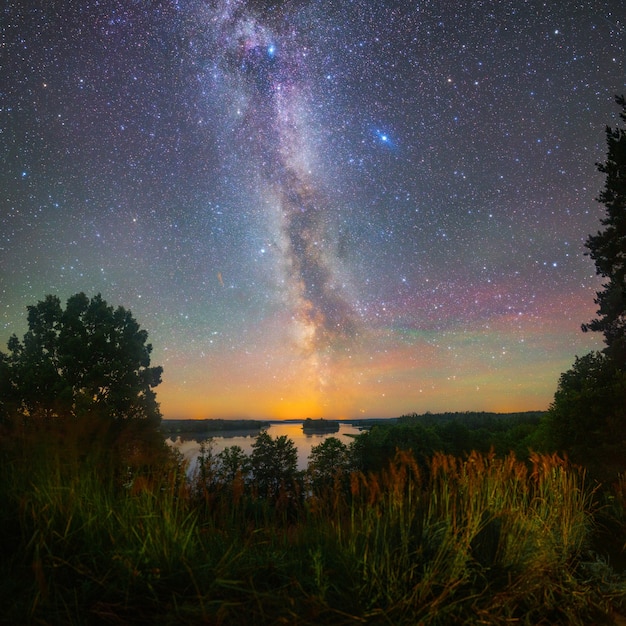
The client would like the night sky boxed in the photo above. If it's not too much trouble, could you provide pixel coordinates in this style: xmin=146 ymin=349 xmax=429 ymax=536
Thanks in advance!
xmin=1 ymin=1 xmax=624 ymax=420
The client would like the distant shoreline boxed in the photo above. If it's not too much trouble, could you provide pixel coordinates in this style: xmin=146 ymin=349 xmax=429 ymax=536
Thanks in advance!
xmin=160 ymin=418 xmax=271 ymax=435
xmin=160 ymin=411 xmax=546 ymax=434
xmin=159 ymin=416 xmax=398 ymax=438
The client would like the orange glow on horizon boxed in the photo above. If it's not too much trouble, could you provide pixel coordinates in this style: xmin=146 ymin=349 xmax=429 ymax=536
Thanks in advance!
xmin=156 ymin=371 xmax=555 ymax=420
xmin=154 ymin=307 xmax=603 ymax=421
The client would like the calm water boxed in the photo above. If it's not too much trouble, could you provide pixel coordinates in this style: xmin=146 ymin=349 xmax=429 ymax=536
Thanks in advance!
xmin=166 ymin=422 xmax=362 ymax=472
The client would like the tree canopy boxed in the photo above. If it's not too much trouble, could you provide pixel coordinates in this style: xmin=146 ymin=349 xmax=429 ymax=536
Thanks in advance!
xmin=307 ymin=436 xmax=352 ymax=493
xmin=249 ymin=431 xmax=298 ymax=500
xmin=583 ymin=95 xmax=626 ymax=367
xmin=545 ymin=352 xmax=626 ymax=478
xmin=0 ymin=293 xmax=162 ymax=425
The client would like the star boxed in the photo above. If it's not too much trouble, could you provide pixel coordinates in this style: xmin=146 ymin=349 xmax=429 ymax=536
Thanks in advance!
xmin=0 ymin=0 xmax=618 ymax=419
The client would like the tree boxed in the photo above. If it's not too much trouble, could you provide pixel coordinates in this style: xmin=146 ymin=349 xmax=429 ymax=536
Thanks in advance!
xmin=0 ymin=293 xmax=163 ymax=425
xmin=544 ymin=352 xmax=626 ymax=479
xmin=249 ymin=431 xmax=298 ymax=500
xmin=543 ymin=98 xmax=626 ymax=480
xmin=349 ymin=423 xmax=443 ymax=473
xmin=307 ymin=436 xmax=351 ymax=493
xmin=582 ymin=95 xmax=626 ymax=367
xmin=216 ymin=445 xmax=249 ymax=483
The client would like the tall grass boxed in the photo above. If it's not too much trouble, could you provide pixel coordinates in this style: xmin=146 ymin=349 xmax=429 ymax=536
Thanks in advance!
xmin=1 ymin=431 xmax=625 ymax=625
xmin=315 ymin=450 xmax=608 ymax=623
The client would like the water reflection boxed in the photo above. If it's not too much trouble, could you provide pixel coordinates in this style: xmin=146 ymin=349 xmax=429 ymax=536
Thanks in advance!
xmin=166 ymin=422 xmax=362 ymax=471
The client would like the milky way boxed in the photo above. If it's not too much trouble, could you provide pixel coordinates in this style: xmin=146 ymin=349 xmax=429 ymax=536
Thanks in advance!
xmin=1 ymin=1 xmax=624 ymax=419
xmin=195 ymin=0 xmax=363 ymax=406
xmin=210 ymin=0 xmax=358 ymax=351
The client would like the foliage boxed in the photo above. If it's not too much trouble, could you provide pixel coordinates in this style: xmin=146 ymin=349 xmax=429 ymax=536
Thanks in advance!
xmin=192 ymin=438 xmax=219 ymax=495
xmin=160 ymin=418 xmax=269 ymax=434
xmin=302 ymin=417 xmax=340 ymax=432
xmin=191 ymin=441 xmax=250 ymax=497
xmin=216 ymin=444 xmax=249 ymax=483
xmin=307 ymin=436 xmax=352 ymax=494
xmin=0 ymin=293 xmax=162 ymax=424
xmin=544 ymin=351 xmax=626 ymax=479
xmin=2 ymin=430 xmax=626 ymax=626
xmin=583 ymin=95 xmax=626 ymax=368
xmin=249 ymin=431 xmax=300 ymax=502
xmin=544 ymin=97 xmax=626 ymax=481
xmin=350 ymin=422 xmax=443 ymax=473
xmin=348 ymin=412 xmax=545 ymax=473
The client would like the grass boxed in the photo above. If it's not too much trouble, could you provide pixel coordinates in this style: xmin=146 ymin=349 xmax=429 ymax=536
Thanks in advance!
xmin=1 ymin=429 xmax=626 ymax=625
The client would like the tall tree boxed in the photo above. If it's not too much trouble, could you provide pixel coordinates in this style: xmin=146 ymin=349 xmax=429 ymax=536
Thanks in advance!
xmin=0 ymin=293 xmax=162 ymax=424
xmin=543 ymin=98 xmax=626 ymax=479
xmin=582 ymin=95 xmax=626 ymax=367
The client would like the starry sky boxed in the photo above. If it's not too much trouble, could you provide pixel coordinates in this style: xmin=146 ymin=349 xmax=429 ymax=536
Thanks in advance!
xmin=1 ymin=1 xmax=625 ymax=420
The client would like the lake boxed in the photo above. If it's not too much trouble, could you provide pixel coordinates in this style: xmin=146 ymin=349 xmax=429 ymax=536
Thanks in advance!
xmin=166 ymin=421 xmax=363 ymax=472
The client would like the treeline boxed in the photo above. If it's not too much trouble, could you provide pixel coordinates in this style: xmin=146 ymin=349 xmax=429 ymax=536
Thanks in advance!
xmin=349 ymin=411 xmax=545 ymax=474
xmin=160 ymin=418 xmax=270 ymax=434
xmin=397 ymin=410 xmax=545 ymax=426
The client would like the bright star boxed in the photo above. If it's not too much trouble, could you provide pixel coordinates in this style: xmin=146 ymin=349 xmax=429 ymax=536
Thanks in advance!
xmin=375 ymin=129 xmax=395 ymax=148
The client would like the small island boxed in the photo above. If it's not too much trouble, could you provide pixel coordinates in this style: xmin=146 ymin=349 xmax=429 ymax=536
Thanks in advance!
xmin=302 ymin=418 xmax=340 ymax=434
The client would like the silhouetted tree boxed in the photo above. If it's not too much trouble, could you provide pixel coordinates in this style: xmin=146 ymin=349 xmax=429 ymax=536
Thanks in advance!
xmin=349 ymin=423 xmax=443 ymax=473
xmin=583 ymin=95 xmax=626 ymax=367
xmin=544 ymin=352 xmax=626 ymax=479
xmin=0 ymin=352 xmax=12 ymax=424
xmin=249 ymin=431 xmax=298 ymax=500
xmin=544 ymin=98 xmax=626 ymax=479
xmin=216 ymin=444 xmax=249 ymax=483
xmin=0 ymin=293 xmax=163 ymax=425
xmin=307 ymin=436 xmax=351 ymax=493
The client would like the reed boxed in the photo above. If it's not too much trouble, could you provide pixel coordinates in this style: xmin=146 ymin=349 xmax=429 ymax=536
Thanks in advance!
xmin=304 ymin=449 xmax=620 ymax=624
xmin=1 ymin=431 xmax=624 ymax=625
